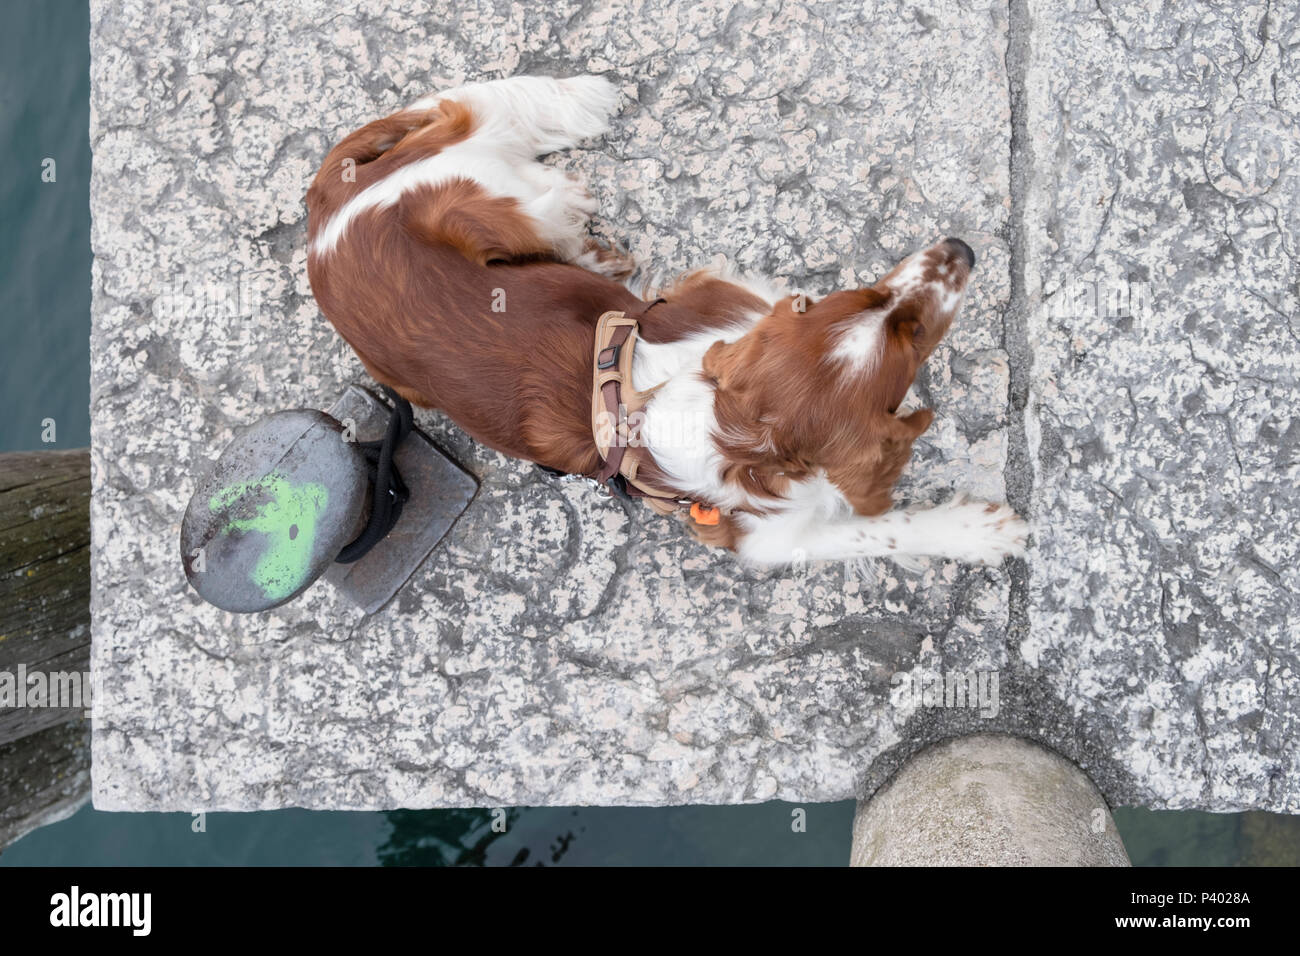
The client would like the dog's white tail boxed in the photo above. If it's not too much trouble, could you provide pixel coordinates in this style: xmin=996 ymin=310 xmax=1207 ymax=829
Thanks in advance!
xmin=410 ymin=75 xmax=620 ymax=157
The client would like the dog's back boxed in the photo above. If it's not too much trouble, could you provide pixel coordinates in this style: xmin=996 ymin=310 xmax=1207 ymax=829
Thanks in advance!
xmin=305 ymin=77 xmax=644 ymax=471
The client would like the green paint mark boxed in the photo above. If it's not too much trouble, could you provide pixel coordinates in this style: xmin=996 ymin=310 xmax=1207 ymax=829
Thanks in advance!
xmin=209 ymin=473 xmax=329 ymax=602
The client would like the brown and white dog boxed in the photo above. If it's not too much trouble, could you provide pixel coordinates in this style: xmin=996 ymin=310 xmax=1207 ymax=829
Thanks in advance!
xmin=306 ymin=75 xmax=1027 ymax=567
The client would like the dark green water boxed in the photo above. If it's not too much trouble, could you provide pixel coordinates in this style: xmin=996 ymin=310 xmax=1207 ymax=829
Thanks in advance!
xmin=2 ymin=801 xmax=1294 ymax=867
xmin=2 ymin=0 xmax=1295 ymax=867
xmin=0 ymin=0 xmax=91 ymax=452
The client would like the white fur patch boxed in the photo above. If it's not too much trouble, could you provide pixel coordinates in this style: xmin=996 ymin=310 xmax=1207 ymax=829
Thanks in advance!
xmin=829 ymin=308 xmax=888 ymax=373
xmin=881 ymin=250 xmax=929 ymax=296
xmin=633 ymin=319 xmax=759 ymax=512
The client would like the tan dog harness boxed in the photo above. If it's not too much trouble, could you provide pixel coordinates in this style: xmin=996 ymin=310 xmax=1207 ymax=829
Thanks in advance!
xmin=589 ymin=310 xmax=684 ymax=515
xmin=586 ymin=307 xmax=724 ymax=526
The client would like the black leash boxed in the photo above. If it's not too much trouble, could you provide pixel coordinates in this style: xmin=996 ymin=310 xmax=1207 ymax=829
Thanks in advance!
xmin=336 ymin=385 xmax=414 ymax=564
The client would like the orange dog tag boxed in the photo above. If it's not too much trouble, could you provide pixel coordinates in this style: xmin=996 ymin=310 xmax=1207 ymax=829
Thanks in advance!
xmin=689 ymin=502 xmax=721 ymax=525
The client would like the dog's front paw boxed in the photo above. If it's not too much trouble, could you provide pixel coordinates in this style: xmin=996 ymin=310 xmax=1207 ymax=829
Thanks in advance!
xmin=928 ymin=497 xmax=1029 ymax=565
xmin=967 ymin=501 xmax=1029 ymax=564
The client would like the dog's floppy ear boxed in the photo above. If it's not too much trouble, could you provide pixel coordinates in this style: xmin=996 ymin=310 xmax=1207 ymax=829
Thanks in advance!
xmin=702 ymin=337 xmax=748 ymax=391
xmin=825 ymin=408 xmax=934 ymax=516
xmin=702 ymin=293 xmax=813 ymax=388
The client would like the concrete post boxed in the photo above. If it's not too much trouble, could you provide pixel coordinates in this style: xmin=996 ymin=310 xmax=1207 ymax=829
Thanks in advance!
xmin=851 ymin=734 xmax=1130 ymax=866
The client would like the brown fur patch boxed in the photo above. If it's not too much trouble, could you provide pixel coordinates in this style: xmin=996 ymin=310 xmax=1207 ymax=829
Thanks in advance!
xmin=307 ymin=101 xmax=476 ymax=223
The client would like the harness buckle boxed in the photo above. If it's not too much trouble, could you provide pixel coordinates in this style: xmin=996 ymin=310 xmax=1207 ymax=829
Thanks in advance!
xmin=605 ymin=474 xmax=633 ymax=502
xmin=597 ymin=344 xmax=621 ymax=370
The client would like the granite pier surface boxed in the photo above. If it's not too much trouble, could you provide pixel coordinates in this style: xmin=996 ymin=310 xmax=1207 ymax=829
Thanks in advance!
xmin=89 ymin=0 xmax=1299 ymax=810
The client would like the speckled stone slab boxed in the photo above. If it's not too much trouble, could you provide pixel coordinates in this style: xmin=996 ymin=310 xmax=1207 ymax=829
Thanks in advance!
xmin=90 ymin=0 xmax=1016 ymax=810
xmin=91 ymin=0 xmax=1295 ymax=812
xmin=1020 ymin=0 xmax=1300 ymax=810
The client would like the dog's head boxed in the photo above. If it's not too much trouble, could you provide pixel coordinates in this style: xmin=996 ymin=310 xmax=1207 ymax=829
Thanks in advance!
xmin=702 ymin=237 xmax=975 ymax=514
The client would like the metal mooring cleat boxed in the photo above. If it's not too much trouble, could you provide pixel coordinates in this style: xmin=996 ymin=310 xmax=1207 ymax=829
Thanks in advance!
xmin=180 ymin=385 xmax=477 ymax=614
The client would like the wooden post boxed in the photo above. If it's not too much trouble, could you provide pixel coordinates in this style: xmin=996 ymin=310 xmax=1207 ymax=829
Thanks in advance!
xmin=0 ymin=449 xmax=91 ymax=850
